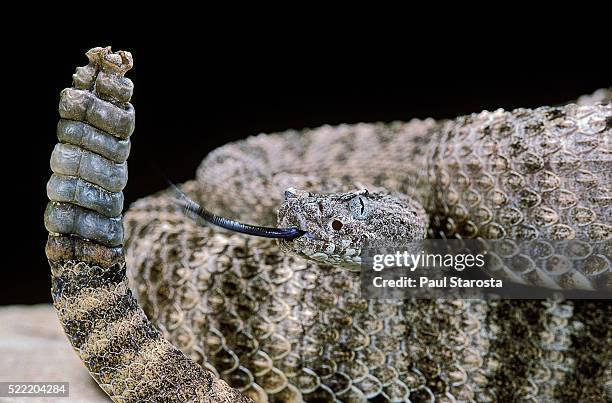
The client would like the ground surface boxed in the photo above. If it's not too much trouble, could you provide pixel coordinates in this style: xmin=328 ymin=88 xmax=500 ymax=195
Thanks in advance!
xmin=0 ymin=305 xmax=108 ymax=402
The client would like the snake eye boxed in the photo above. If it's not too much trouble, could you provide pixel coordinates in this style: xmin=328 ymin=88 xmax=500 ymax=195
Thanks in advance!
xmin=331 ymin=220 xmax=343 ymax=231
xmin=350 ymin=196 xmax=370 ymax=220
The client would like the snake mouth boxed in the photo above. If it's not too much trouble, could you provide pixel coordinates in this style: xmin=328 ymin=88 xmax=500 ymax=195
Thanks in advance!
xmin=298 ymin=231 xmax=321 ymax=241
xmin=278 ymin=231 xmax=325 ymax=250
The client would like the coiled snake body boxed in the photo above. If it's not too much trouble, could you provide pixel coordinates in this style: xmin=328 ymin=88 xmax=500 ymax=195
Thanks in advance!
xmin=45 ymin=48 xmax=611 ymax=402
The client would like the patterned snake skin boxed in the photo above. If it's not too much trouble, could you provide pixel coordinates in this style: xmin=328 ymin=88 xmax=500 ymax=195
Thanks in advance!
xmin=45 ymin=48 xmax=611 ymax=402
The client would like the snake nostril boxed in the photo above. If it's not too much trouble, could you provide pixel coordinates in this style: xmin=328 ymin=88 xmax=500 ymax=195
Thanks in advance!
xmin=331 ymin=220 xmax=343 ymax=231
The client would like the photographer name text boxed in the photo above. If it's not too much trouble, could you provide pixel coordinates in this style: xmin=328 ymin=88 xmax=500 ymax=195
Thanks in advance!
xmin=372 ymin=276 xmax=503 ymax=288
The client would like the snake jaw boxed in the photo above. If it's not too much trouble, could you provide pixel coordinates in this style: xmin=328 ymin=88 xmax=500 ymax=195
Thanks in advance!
xmin=279 ymin=235 xmax=363 ymax=270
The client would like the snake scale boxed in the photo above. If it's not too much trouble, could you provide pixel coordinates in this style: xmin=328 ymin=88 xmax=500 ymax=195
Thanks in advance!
xmin=44 ymin=47 xmax=611 ymax=402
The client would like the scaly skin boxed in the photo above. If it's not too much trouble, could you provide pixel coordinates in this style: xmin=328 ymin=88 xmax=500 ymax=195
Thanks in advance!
xmin=199 ymin=104 xmax=610 ymax=288
xmin=45 ymin=47 xmax=251 ymax=402
xmin=126 ymin=100 xmax=610 ymax=402
xmin=45 ymin=47 xmax=611 ymax=402
xmin=125 ymin=189 xmax=611 ymax=402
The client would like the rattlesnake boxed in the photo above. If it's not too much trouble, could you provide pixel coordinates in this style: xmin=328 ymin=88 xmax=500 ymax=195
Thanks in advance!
xmin=44 ymin=47 xmax=611 ymax=402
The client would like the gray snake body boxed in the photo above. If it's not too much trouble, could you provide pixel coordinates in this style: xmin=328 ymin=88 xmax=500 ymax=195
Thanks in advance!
xmin=44 ymin=48 xmax=611 ymax=402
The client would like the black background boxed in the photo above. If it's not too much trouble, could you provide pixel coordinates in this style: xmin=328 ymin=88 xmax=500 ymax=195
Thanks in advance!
xmin=5 ymin=30 xmax=609 ymax=305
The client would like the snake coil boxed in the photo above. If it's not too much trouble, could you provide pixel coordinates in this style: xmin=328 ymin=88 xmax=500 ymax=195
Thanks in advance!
xmin=43 ymin=47 xmax=612 ymax=402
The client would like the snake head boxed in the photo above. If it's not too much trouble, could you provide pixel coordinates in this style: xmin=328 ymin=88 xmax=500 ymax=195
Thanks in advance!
xmin=277 ymin=187 xmax=427 ymax=269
